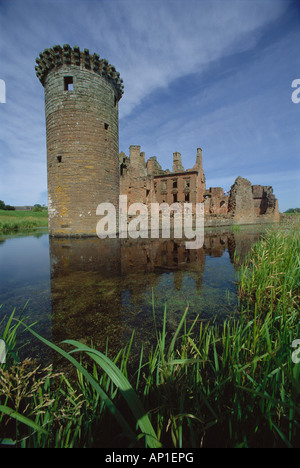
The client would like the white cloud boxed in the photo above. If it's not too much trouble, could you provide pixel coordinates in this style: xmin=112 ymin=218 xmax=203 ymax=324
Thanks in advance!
xmin=103 ymin=0 xmax=290 ymax=117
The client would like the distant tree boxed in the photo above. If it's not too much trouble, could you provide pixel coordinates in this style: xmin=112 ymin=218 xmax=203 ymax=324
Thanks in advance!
xmin=32 ymin=204 xmax=48 ymax=213
xmin=33 ymin=204 xmax=43 ymax=212
xmin=284 ymin=208 xmax=300 ymax=213
xmin=0 ymin=200 xmax=15 ymax=210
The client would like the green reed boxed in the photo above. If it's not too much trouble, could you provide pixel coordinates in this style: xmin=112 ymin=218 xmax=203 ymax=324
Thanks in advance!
xmin=237 ymin=223 xmax=300 ymax=315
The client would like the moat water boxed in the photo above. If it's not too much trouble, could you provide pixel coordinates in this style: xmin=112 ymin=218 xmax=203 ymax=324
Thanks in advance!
xmin=0 ymin=225 xmax=269 ymax=364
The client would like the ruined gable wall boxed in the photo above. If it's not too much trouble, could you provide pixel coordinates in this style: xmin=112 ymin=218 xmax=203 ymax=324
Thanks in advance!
xmin=120 ymin=145 xmax=156 ymax=205
xmin=120 ymin=147 xmax=206 ymax=208
xmin=252 ymin=185 xmax=280 ymax=220
xmin=228 ymin=177 xmax=255 ymax=223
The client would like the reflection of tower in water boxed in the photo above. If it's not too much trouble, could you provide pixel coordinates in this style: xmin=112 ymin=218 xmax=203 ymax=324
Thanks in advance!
xmin=49 ymin=229 xmax=262 ymax=359
xmin=49 ymin=237 xmax=122 ymax=351
xmin=49 ymin=236 xmax=207 ymax=355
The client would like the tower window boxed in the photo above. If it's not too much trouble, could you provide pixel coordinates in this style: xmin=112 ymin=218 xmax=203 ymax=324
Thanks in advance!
xmin=57 ymin=155 xmax=62 ymax=163
xmin=64 ymin=76 xmax=73 ymax=91
xmin=104 ymin=123 xmax=109 ymax=130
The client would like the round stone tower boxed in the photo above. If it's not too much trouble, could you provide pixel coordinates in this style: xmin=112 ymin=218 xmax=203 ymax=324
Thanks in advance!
xmin=35 ymin=45 xmax=124 ymax=236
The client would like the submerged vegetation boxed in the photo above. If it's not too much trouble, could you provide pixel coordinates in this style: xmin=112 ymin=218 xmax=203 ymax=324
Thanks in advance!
xmin=0 ymin=222 xmax=299 ymax=448
xmin=0 ymin=210 xmax=48 ymax=234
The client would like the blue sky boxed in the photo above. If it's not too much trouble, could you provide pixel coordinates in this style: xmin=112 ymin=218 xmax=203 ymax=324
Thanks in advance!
xmin=0 ymin=0 xmax=299 ymax=212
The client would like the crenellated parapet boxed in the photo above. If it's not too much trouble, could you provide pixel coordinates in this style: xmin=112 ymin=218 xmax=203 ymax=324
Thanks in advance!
xmin=35 ymin=44 xmax=124 ymax=100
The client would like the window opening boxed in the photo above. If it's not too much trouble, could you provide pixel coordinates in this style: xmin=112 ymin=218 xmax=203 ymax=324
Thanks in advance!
xmin=64 ymin=76 xmax=73 ymax=91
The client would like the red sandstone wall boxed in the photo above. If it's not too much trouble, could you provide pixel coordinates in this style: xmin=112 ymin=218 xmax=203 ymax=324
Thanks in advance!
xmin=45 ymin=66 xmax=119 ymax=236
xmin=36 ymin=46 xmax=123 ymax=237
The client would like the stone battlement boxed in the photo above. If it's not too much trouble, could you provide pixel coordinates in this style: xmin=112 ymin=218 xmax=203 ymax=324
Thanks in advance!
xmin=35 ymin=45 xmax=124 ymax=100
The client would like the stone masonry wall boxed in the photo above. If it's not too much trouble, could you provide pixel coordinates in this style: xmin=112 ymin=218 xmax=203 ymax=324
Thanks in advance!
xmin=228 ymin=177 xmax=279 ymax=224
xmin=120 ymin=147 xmax=206 ymax=210
xmin=119 ymin=148 xmax=280 ymax=225
xmin=228 ymin=176 xmax=255 ymax=223
xmin=36 ymin=46 xmax=123 ymax=236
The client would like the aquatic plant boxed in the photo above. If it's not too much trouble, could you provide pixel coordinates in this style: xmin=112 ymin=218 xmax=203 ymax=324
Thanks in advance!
xmin=238 ymin=223 xmax=300 ymax=315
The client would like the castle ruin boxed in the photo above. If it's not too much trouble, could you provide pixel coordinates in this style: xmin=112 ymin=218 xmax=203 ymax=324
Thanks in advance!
xmin=119 ymin=145 xmax=280 ymax=227
xmin=36 ymin=45 xmax=279 ymax=237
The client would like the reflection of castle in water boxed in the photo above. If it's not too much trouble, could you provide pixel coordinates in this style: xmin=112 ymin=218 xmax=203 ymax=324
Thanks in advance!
xmin=49 ymin=229 xmax=262 ymax=354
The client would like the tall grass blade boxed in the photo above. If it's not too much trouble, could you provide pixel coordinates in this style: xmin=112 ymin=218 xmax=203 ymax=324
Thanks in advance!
xmin=64 ymin=339 xmax=161 ymax=448
xmin=0 ymin=405 xmax=48 ymax=436
xmin=16 ymin=322 xmax=138 ymax=444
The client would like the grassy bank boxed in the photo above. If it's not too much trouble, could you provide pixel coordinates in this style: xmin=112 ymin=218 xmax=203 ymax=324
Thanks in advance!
xmin=0 ymin=210 xmax=48 ymax=234
xmin=0 ymin=223 xmax=299 ymax=448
